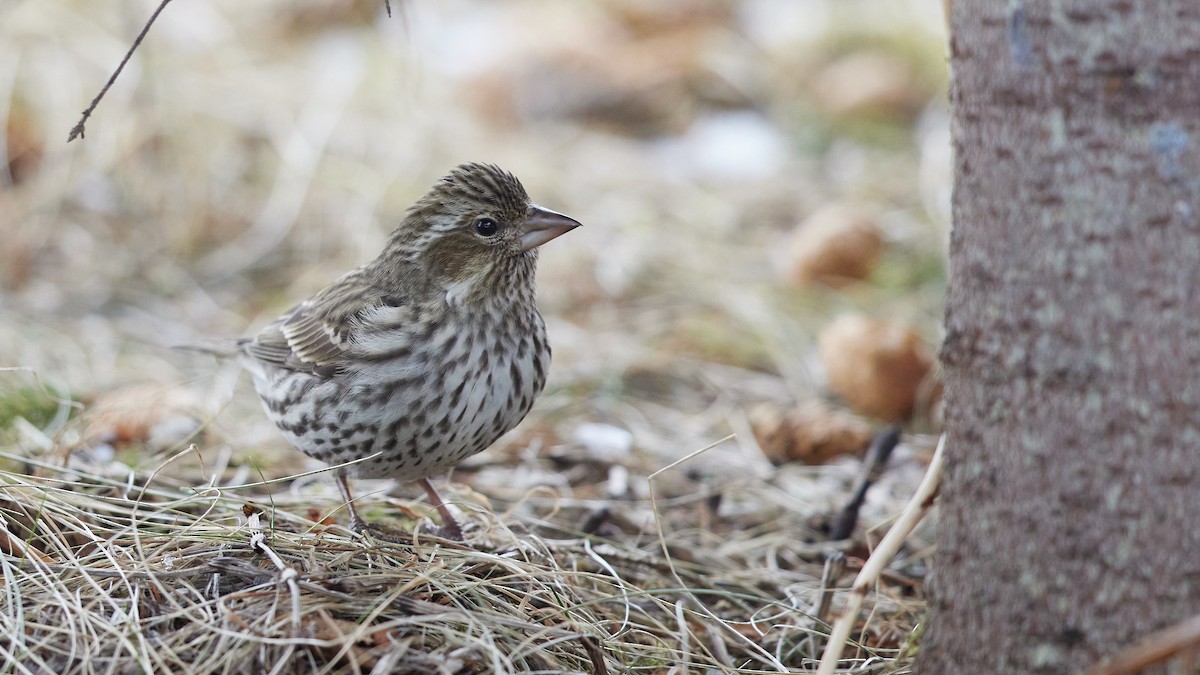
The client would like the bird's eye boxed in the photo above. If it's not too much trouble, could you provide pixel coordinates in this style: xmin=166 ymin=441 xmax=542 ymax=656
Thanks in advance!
xmin=474 ymin=218 xmax=500 ymax=237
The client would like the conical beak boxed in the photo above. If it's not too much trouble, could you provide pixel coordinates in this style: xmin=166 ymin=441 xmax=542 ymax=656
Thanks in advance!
xmin=521 ymin=205 xmax=581 ymax=252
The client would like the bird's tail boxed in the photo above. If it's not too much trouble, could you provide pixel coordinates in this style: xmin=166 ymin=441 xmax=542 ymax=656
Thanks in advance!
xmin=172 ymin=338 xmax=244 ymax=358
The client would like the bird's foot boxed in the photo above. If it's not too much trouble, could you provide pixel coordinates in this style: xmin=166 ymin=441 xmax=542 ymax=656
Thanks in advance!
xmin=423 ymin=520 xmax=464 ymax=542
xmin=351 ymin=518 xmax=417 ymax=544
xmin=418 ymin=478 xmax=466 ymax=542
xmin=347 ymin=513 xmax=465 ymax=544
xmin=338 ymin=472 xmax=468 ymax=544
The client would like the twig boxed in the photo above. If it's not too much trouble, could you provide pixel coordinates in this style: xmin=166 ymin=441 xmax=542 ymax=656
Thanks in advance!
xmin=68 ymin=0 xmax=174 ymax=142
xmin=1085 ymin=614 xmax=1200 ymax=675
xmin=246 ymin=511 xmax=302 ymax=633
xmin=812 ymin=551 xmax=846 ymax=625
xmin=816 ymin=434 xmax=944 ymax=675
xmin=828 ymin=426 xmax=901 ymax=541
xmin=245 ymin=510 xmax=302 ymax=675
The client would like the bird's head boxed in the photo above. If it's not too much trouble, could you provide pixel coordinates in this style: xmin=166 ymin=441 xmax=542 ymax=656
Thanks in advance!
xmin=381 ymin=163 xmax=580 ymax=299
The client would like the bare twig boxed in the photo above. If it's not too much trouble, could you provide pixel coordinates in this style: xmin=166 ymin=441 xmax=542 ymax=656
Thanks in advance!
xmin=828 ymin=426 xmax=901 ymax=541
xmin=817 ymin=434 xmax=944 ymax=675
xmin=67 ymin=0 xmax=174 ymax=142
xmin=1085 ymin=614 xmax=1200 ymax=675
xmin=813 ymin=550 xmax=846 ymax=625
xmin=246 ymin=510 xmax=302 ymax=631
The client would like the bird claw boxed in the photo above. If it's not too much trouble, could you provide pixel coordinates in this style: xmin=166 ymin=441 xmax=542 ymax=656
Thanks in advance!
xmin=348 ymin=518 xmax=415 ymax=544
xmin=346 ymin=516 xmax=465 ymax=545
xmin=424 ymin=521 xmax=464 ymax=542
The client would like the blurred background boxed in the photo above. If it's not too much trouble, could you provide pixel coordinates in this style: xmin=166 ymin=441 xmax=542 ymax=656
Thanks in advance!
xmin=1 ymin=0 xmax=948 ymax=532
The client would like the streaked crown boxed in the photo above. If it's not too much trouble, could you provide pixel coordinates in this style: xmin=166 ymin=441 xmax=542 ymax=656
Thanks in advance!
xmin=373 ymin=163 xmax=580 ymax=298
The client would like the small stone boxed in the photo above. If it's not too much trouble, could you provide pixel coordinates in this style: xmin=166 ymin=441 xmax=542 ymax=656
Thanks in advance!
xmin=572 ymin=422 xmax=634 ymax=462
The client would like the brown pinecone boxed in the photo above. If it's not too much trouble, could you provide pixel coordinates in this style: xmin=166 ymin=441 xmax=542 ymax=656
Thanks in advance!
xmin=237 ymin=163 xmax=580 ymax=540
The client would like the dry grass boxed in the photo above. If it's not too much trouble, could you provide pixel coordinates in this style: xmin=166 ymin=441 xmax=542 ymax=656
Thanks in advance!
xmin=1 ymin=0 xmax=947 ymax=671
xmin=0 ymin=434 xmax=929 ymax=674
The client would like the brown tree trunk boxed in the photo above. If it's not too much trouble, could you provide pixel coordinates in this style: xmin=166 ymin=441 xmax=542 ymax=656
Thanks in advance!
xmin=918 ymin=2 xmax=1200 ymax=673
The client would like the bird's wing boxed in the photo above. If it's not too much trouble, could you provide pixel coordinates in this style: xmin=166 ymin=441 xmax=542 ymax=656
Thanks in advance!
xmin=242 ymin=272 xmax=425 ymax=377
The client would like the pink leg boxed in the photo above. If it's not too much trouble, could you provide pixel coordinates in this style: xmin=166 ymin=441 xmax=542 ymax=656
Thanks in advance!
xmin=419 ymin=478 xmax=464 ymax=541
xmin=335 ymin=468 xmax=369 ymax=533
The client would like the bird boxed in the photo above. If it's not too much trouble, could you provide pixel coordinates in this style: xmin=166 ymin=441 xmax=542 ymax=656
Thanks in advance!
xmin=230 ymin=163 xmax=579 ymax=540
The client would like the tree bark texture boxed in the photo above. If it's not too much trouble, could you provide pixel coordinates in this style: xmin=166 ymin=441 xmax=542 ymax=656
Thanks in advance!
xmin=919 ymin=2 xmax=1200 ymax=673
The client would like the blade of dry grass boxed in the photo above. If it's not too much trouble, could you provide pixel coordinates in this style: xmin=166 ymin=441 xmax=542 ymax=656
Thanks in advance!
xmin=817 ymin=434 xmax=944 ymax=675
